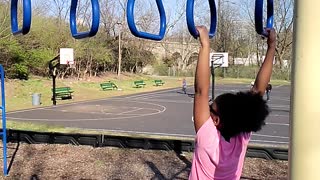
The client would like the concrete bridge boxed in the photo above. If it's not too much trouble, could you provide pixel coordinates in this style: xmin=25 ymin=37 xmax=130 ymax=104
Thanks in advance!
xmin=144 ymin=40 xmax=203 ymax=70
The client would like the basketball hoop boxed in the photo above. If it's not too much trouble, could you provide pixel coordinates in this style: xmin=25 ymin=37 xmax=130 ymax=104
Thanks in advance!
xmin=69 ymin=63 xmax=76 ymax=69
xmin=62 ymin=59 xmax=76 ymax=69
xmin=209 ymin=52 xmax=229 ymax=68
xmin=60 ymin=48 xmax=74 ymax=65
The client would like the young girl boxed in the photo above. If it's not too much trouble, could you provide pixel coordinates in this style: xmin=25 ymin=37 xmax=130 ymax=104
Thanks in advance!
xmin=266 ymin=83 xmax=272 ymax=101
xmin=189 ymin=26 xmax=276 ymax=180
xmin=182 ymin=78 xmax=187 ymax=94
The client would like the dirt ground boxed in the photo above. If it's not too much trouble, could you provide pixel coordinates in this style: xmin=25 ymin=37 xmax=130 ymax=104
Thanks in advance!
xmin=0 ymin=143 xmax=288 ymax=180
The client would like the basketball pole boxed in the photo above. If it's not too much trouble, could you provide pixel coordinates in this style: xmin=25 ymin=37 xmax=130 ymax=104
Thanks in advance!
xmin=289 ymin=0 xmax=320 ymax=179
xmin=211 ymin=60 xmax=215 ymax=99
xmin=49 ymin=56 xmax=59 ymax=106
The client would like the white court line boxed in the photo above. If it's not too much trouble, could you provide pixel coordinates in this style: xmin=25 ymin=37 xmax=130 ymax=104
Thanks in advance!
xmin=266 ymin=122 xmax=289 ymax=126
xmin=112 ymin=97 xmax=192 ymax=104
xmin=46 ymin=109 xmax=154 ymax=116
xmin=132 ymin=93 xmax=184 ymax=99
xmin=7 ymin=98 xmax=163 ymax=114
xmin=214 ymin=89 xmax=240 ymax=92
xmin=252 ymin=133 xmax=289 ymax=139
xmin=191 ymin=117 xmax=290 ymax=126
xmin=126 ymin=84 xmax=288 ymax=99
xmin=133 ymin=90 xmax=195 ymax=100
xmin=269 ymin=104 xmax=290 ymax=109
xmin=125 ymin=88 xmax=180 ymax=99
xmin=128 ymin=91 xmax=188 ymax=100
xmin=42 ymin=106 xmax=161 ymax=114
xmin=130 ymin=98 xmax=192 ymax=104
xmin=7 ymin=111 xmax=163 ymax=121
xmin=270 ymin=114 xmax=289 ymax=118
xmin=101 ymin=107 xmax=161 ymax=113
xmin=117 ymin=108 xmax=143 ymax=115
xmin=214 ymin=88 xmax=290 ymax=99
xmin=269 ymin=97 xmax=291 ymax=101
xmin=7 ymin=100 xmax=167 ymax=122
xmin=274 ymin=85 xmax=284 ymax=88
xmin=8 ymin=90 xmax=187 ymax=115
xmin=250 ymin=140 xmax=288 ymax=144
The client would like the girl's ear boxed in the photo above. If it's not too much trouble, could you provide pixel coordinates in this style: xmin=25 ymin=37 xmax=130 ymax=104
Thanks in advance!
xmin=213 ymin=116 xmax=220 ymax=126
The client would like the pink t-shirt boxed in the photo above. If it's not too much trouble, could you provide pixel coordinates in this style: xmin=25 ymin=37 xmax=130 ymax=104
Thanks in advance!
xmin=189 ymin=117 xmax=251 ymax=180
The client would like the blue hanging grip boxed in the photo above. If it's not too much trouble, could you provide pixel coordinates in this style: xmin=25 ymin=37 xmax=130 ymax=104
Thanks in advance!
xmin=0 ymin=65 xmax=7 ymax=176
xmin=255 ymin=0 xmax=274 ymax=36
xmin=11 ymin=0 xmax=32 ymax=35
xmin=127 ymin=0 xmax=166 ymax=41
xmin=70 ymin=0 xmax=100 ymax=39
xmin=186 ymin=0 xmax=217 ymax=39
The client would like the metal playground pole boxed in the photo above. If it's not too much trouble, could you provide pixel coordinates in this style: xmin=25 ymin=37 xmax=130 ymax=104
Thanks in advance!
xmin=289 ymin=0 xmax=320 ymax=179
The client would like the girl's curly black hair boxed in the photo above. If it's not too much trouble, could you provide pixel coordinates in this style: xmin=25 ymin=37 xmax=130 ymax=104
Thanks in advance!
xmin=214 ymin=91 xmax=270 ymax=141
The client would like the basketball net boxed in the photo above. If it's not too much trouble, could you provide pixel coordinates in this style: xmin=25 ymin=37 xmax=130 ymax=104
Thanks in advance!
xmin=66 ymin=60 xmax=76 ymax=69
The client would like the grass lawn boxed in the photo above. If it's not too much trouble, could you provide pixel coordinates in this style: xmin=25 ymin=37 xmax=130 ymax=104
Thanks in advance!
xmin=3 ymin=73 xmax=290 ymax=132
xmin=5 ymin=75 xmax=195 ymax=111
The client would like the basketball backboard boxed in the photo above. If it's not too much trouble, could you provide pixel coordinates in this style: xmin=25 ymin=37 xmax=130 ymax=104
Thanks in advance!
xmin=209 ymin=52 xmax=228 ymax=67
xmin=60 ymin=48 xmax=74 ymax=65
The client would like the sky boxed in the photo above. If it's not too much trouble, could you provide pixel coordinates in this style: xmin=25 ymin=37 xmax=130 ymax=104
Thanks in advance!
xmin=30 ymin=0 xmax=249 ymax=36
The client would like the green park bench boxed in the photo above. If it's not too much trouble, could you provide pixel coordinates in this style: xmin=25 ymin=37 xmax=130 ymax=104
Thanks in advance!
xmin=52 ymin=87 xmax=74 ymax=99
xmin=100 ymin=81 xmax=118 ymax=91
xmin=154 ymin=79 xmax=165 ymax=86
xmin=134 ymin=80 xmax=146 ymax=88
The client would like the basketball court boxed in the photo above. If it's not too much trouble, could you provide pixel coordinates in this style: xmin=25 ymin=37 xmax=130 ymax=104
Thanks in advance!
xmin=6 ymin=84 xmax=290 ymax=146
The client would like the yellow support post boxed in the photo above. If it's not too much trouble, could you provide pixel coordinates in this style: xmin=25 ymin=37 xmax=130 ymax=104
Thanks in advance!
xmin=290 ymin=0 xmax=320 ymax=179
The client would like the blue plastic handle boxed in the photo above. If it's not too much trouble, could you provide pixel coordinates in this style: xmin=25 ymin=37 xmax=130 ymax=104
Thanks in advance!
xmin=0 ymin=65 xmax=7 ymax=176
xmin=186 ymin=0 xmax=217 ymax=39
xmin=70 ymin=0 xmax=100 ymax=39
xmin=11 ymin=0 xmax=32 ymax=35
xmin=255 ymin=0 xmax=274 ymax=36
xmin=127 ymin=0 xmax=166 ymax=41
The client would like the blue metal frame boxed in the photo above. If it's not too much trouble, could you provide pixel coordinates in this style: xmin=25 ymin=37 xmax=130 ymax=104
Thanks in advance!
xmin=186 ymin=0 xmax=217 ymax=39
xmin=0 ymin=65 xmax=7 ymax=176
xmin=70 ymin=0 xmax=100 ymax=39
xmin=255 ymin=0 xmax=274 ymax=36
xmin=126 ymin=0 xmax=166 ymax=41
xmin=11 ymin=0 xmax=32 ymax=35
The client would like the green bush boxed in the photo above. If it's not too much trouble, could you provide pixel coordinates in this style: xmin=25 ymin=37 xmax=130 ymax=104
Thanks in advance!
xmin=272 ymin=69 xmax=291 ymax=80
xmin=215 ymin=66 xmax=257 ymax=79
xmin=174 ymin=69 xmax=195 ymax=77
xmin=9 ymin=64 xmax=29 ymax=80
xmin=213 ymin=65 xmax=291 ymax=80
xmin=153 ymin=63 xmax=169 ymax=76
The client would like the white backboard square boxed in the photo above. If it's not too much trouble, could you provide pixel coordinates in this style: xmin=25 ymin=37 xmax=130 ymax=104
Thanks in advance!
xmin=210 ymin=52 xmax=229 ymax=67
xmin=60 ymin=48 xmax=74 ymax=65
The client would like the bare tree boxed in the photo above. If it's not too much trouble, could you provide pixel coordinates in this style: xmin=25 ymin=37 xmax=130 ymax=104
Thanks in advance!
xmin=239 ymin=0 xmax=294 ymax=68
xmin=273 ymin=0 xmax=293 ymax=68
xmin=38 ymin=0 xmax=71 ymax=24
xmin=100 ymin=0 xmax=120 ymax=37
xmin=0 ymin=0 xmax=10 ymax=39
xmin=214 ymin=1 xmax=239 ymax=53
